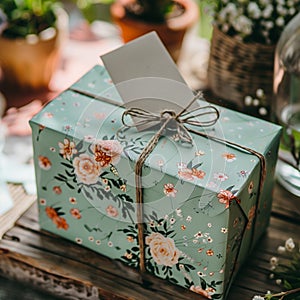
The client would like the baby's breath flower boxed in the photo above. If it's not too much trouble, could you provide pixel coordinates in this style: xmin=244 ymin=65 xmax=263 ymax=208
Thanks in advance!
xmin=277 ymin=245 xmax=286 ymax=254
xmin=276 ymin=5 xmax=288 ymax=16
xmin=259 ymin=107 xmax=268 ymax=116
xmin=213 ymin=0 xmax=300 ymax=44
xmin=262 ymin=5 xmax=273 ymax=19
xmin=233 ymin=15 xmax=253 ymax=35
xmin=226 ymin=3 xmax=238 ymax=14
xmin=267 ymin=238 xmax=300 ymax=299
xmin=221 ymin=23 xmax=230 ymax=33
xmin=244 ymin=95 xmax=252 ymax=106
xmin=259 ymin=0 xmax=271 ymax=5
xmin=263 ymin=21 xmax=274 ymax=29
xmin=289 ymin=7 xmax=296 ymax=15
xmin=253 ymin=99 xmax=260 ymax=106
xmin=285 ymin=237 xmax=295 ymax=251
xmin=270 ymin=256 xmax=279 ymax=266
xmin=275 ymin=17 xmax=285 ymax=27
xmin=252 ymin=295 xmax=265 ymax=300
xmin=256 ymin=88 xmax=264 ymax=98
xmin=248 ymin=2 xmax=261 ymax=19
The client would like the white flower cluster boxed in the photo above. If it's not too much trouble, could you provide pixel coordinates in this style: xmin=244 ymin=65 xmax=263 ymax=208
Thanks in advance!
xmin=252 ymin=238 xmax=300 ymax=300
xmin=244 ymin=88 xmax=268 ymax=116
xmin=212 ymin=0 xmax=300 ymax=44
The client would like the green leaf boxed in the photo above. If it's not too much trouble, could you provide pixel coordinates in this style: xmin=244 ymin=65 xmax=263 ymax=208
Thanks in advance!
xmin=200 ymin=277 xmax=207 ymax=290
xmin=76 ymin=140 xmax=84 ymax=152
xmin=193 ymin=162 xmax=203 ymax=169
xmin=184 ymin=264 xmax=196 ymax=271
xmin=110 ymin=179 xmax=121 ymax=188
xmin=65 ymin=170 xmax=74 ymax=177
xmin=212 ymin=294 xmax=223 ymax=299
xmin=66 ymin=182 xmax=75 ymax=189
xmin=226 ymin=185 xmax=235 ymax=191
xmin=187 ymin=160 xmax=193 ymax=169
xmin=54 ymin=176 xmax=66 ymax=182
xmin=61 ymin=162 xmax=74 ymax=169
xmin=100 ymin=171 xmax=109 ymax=177
xmin=84 ymin=189 xmax=92 ymax=199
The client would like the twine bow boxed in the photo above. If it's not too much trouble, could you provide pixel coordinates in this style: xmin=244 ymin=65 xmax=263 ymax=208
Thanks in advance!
xmin=120 ymin=92 xmax=220 ymax=272
xmin=121 ymin=91 xmax=220 ymax=145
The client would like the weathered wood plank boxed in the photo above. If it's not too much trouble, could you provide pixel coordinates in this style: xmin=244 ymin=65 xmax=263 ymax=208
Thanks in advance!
xmin=0 ymin=184 xmax=35 ymax=239
xmin=271 ymin=183 xmax=300 ymax=223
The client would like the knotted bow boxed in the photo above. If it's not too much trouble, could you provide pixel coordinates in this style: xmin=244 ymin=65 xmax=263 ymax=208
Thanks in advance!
xmin=121 ymin=91 xmax=220 ymax=144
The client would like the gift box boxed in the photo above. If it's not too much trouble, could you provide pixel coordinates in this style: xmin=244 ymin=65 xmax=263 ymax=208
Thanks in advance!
xmin=30 ymin=34 xmax=281 ymax=299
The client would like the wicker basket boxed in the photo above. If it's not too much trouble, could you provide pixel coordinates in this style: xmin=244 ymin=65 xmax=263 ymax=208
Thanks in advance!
xmin=207 ymin=26 xmax=275 ymax=112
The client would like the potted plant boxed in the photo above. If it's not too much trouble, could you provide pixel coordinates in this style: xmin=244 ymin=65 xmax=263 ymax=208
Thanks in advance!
xmin=73 ymin=0 xmax=113 ymax=24
xmin=0 ymin=0 xmax=68 ymax=91
xmin=207 ymin=0 xmax=300 ymax=119
xmin=109 ymin=0 xmax=199 ymax=62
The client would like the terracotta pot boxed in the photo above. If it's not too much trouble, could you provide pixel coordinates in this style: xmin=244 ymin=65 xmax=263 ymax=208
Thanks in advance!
xmin=0 ymin=8 xmax=68 ymax=91
xmin=110 ymin=0 xmax=199 ymax=62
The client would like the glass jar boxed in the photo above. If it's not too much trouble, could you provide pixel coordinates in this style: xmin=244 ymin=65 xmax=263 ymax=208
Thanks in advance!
xmin=273 ymin=12 xmax=300 ymax=196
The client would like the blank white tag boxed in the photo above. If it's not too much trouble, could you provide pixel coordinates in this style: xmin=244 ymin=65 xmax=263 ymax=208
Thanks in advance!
xmin=101 ymin=32 xmax=195 ymax=128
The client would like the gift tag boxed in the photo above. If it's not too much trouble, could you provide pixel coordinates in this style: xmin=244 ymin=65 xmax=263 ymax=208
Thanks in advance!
xmin=101 ymin=32 xmax=195 ymax=129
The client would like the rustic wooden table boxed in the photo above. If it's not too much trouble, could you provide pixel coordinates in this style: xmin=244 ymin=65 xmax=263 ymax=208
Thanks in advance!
xmin=0 ymin=182 xmax=299 ymax=300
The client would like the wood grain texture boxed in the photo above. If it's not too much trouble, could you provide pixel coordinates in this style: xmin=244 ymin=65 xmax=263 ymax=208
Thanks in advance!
xmin=0 ymin=185 xmax=35 ymax=239
xmin=0 ymin=183 xmax=298 ymax=300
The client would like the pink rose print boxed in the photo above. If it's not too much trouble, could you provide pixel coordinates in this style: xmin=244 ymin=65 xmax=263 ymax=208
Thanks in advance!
xmin=178 ymin=166 xmax=206 ymax=181
xmin=38 ymin=155 xmax=52 ymax=170
xmin=45 ymin=206 xmax=69 ymax=230
xmin=178 ymin=168 xmax=194 ymax=181
xmin=94 ymin=112 xmax=106 ymax=120
xmin=248 ymin=181 xmax=254 ymax=194
xmin=222 ymin=153 xmax=236 ymax=162
xmin=247 ymin=205 xmax=256 ymax=229
xmin=217 ymin=190 xmax=239 ymax=209
xmin=93 ymin=140 xmax=123 ymax=167
xmin=191 ymin=168 xmax=206 ymax=179
xmin=163 ymin=183 xmax=178 ymax=197
xmin=106 ymin=205 xmax=119 ymax=218
xmin=73 ymin=154 xmax=102 ymax=185
xmin=145 ymin=232 xmax=180 ymax=267
xmin=70 ymin=208 xmax=82 ymax=219
xmin=43 ymin=112 xmax=53 ymax=118
xmin=189 ymin=285 xmax=212 ymax=299
xmin=52 ymin=186 xmax=62 ymax=194
xmin=213 ymin=172 xmax=229 ymax=182
xmin=58 ymin=138 xmax=77 ymax=160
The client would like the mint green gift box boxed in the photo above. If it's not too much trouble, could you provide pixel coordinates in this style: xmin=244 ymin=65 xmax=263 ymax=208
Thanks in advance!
xmin=30 ymin=65 xmax=281 ymax=299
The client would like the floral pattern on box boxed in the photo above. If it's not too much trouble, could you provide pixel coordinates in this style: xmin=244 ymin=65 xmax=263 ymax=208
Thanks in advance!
xmin=30 ymin=65 xmax=281 ymax=299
